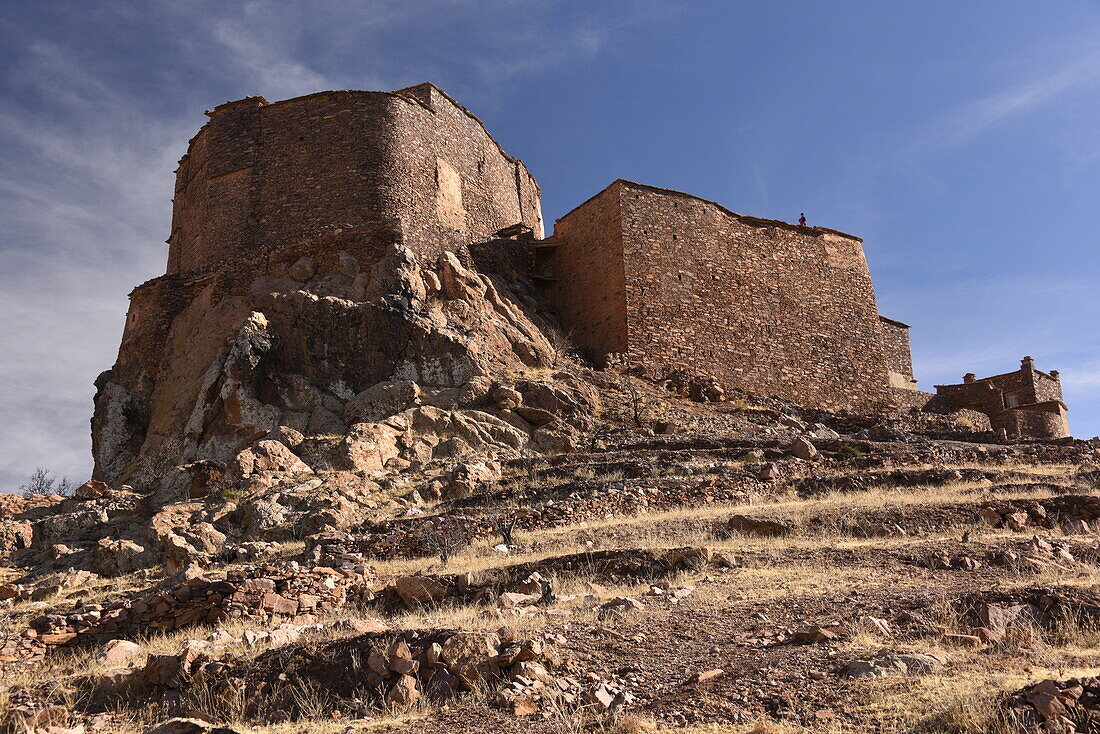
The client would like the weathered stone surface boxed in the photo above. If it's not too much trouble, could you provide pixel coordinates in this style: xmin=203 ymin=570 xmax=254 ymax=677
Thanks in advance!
xmin=233 ymin=440 xmax=311 ymax=479
xmin=344 ymin=380 xmax=422 ymax=424
xmin=74 ymin=480 xmax=110 ymax=500
xmin=788 ymin=437 xmax=819 ymax=460
xmin=395 ymin=576 xmax=448 ymax=606
xmin=385 ymin=674 xmax=421 ymax=709
xmin=99 ymin=639 xmax=143 ymax=666
xmin=93 ymin=538 xmax=150 ymax=577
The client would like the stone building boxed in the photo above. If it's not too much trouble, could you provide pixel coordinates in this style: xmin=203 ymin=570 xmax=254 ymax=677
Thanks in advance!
xmin=93 ymin=83 xmax=1069 ymax=481
xmin=94 ymin=83 xmax=545 ymax=482
xmin=926 ymin=357 xmax=1070 ymax=439
xmin=534 ymin=180 xmax=920 ymax=411
xmin=167 ymin=82 xmax=541 ymax=278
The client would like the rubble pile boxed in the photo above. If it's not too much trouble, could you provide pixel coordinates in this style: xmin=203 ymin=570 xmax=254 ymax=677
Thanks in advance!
xmin=26 ymin=564 xmax=376 ymax=648
xmin=1006 ymin=677 xmax=1100 ymax=733
xmin=367 ymin=547 xmax=721 ymax=611
xmin=127 ymin=628 xmax=619 ymax=720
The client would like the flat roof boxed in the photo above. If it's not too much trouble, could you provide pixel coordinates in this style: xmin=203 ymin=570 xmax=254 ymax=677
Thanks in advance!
xmin=556 ymin=179 xmax=863 ymax=242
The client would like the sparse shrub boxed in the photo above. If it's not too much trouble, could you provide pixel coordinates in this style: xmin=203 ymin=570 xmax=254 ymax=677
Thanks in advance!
xmin=608 ymin=714 xmax=657 ymax=733
xmin=426 ymin=520 xmax=470 ymax=565
xmin=916 ymin=689 xmax=1014 ymax=734
xmin=836 ymin=445 xmax=864 ymax=460
xmin=620 ymin=375 xmax=647 ymax=428
xmin=20 ymin=467 xmax=72 ymax=496
xmin=543 ymin=321 xmax=578 ymax=363
xmin=214 ymin=484 xmax=244 ymax=503
xmin=493 ymin=516 xmax=518 ymax=546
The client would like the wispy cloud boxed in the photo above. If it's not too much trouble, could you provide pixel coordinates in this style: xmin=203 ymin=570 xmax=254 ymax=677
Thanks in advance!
xmin=919 ymin=41 xmax=1100 ymax=157
xmin=0 ymin=1 xmax=638 ymax=489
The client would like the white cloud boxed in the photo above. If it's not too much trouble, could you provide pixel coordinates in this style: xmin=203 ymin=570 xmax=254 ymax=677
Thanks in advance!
xmin=938 ymin=44 xmax=1100 ymax=149
xmin=0 ymin=1 xmax=636 ymax=489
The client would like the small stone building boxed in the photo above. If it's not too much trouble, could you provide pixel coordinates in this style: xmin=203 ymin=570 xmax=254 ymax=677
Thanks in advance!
xmin=927 ymin=357 xmax=1070 ymax=439
xmin=534 ymin=180 xmax=920 ymax=412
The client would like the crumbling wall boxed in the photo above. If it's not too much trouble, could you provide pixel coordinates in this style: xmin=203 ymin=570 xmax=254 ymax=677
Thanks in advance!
xmin=879 ymin=317 xmax=916 ymax=390
xmin=929 ymin=359 xmax=1070 ymax=439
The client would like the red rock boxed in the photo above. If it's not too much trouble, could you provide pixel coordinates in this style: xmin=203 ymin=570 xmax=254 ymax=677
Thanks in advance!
xmin=385 ymin=674 xmax=420 ymax=709
xmin=513 ymin=694 xmax=540 ymax=716
xmin=74 ymin=479 xmax=110 ymax=500
xmin=691 ymin=668 xmax=725 ymax=683
xmin=261 ymin=593 xmax=298 ymax=616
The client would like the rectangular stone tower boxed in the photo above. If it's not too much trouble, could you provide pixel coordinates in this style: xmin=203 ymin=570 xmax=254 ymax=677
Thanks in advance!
xmin=537 ymin=180 xmax=914 ymax=411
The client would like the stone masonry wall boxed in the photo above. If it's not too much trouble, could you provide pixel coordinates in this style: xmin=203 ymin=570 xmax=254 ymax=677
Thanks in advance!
xmin=547 ymin=181 xmax=896 ymax=411
xmin=390 ymin=84 xmax=543 ymax=256
xmin=167 ymin=84 xmax=541 ymax=281
xmin=929 ymin=359 xmax=1070 ymax=439
xmin=879 ymin=317 xmax=915 ymax=388
xmin=537 ymin=186 xmax=628 ymax=360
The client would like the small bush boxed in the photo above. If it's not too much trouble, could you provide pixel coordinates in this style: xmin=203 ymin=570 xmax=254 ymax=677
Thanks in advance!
xmin=836 ymin=445 xmax=864 ymax=460
xmin=20 ymin=467 xmax=72 ymax=496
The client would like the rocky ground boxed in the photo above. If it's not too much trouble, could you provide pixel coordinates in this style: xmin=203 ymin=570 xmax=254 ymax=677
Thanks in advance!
xmin=4 ymin=250 xmax=1100 ymax=733
xmin=5 ymin=380 xmax=1100 ymax=734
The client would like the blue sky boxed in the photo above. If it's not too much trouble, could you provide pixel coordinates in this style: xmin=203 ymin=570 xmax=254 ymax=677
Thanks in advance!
xmin=1 ymin=1 xmax=1098 ymax=488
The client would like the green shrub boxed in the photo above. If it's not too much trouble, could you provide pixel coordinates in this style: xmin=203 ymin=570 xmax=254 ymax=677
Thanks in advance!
xmin=836 ymin=445 xmax=864 ymax=460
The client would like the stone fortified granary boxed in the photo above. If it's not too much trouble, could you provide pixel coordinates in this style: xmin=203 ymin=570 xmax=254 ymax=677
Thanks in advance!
xmin=92 ymin=83 xmax=1068 ymax=482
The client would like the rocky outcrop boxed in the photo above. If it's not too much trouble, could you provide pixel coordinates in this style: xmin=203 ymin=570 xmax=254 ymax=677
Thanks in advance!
xmin=92 ymin=246 xmax=591 ymax=494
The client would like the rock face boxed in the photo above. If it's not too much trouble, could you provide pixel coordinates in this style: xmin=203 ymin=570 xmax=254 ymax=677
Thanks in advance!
xmin=92 ymin=245 xmax=584 ymax=490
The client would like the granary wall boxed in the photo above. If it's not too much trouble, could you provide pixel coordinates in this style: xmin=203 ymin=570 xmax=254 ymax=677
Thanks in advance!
xmin=537 ymin=185 xmax=628 ymax=358
xmin=389 ymin=84 xmax=543 ymax=255
xmin=166 ymin=84 xmax=541 ymax=280
xmin=879 ymin=317 xmax=917 ymax=389
xmin=607 ymin=181 xmax=893 ymax=411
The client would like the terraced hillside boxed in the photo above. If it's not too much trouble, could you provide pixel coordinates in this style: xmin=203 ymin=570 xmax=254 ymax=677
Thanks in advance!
xmin=3 ymin=371 xmax=1099 ymax=734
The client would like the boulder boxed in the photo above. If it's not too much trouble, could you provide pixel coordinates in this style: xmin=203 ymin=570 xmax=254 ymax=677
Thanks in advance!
xmin=441 ymin=631 xmax=501 ymax=688
xmin=979 ymin=507 xmax=1002 ymax=526
xmin=287 ymin=256 xmax=316 ymax=282
xmin=788 ymin=437 xmax=818 ymax=460
xmin=99 ymin=639 xmax=143 ymax=666
xmin=306 ymin=407 xmax=347 ymax=437
xmin=792 ymin=626 xmax=840 ymax=644
xmin=385 ymin=674 xmax=420 ymax=709
xmin=264 ymin=425 xmax=305 ymax=448
xmin=979 ymin=602 xmax=1038 ymax=631
xmin=442 ymin=461 xmax=502 ymax=500
xmin=725 ymin=515 xmax=793 ymax=537
xmin=233 ymin=440 xmax=311 ymax=479
xmin=394 ymin=576 xmax=448 ymax=606
xmin=438 ymin=251 xmax=488 ymax=301
xmin=806 ymin=424 xmax=841 ymax=440
xmin=491 ymin=385 xmax=522 ymax=410
xmin=330 ymin=422 xmax=402 ymax=474
xmin=74 ymin=480 xmax=109 ymax=500
xmin=93 ymin=538 xmax=150 ymax=577
xmin=344 ymin=381 xmax=423 ymax=424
